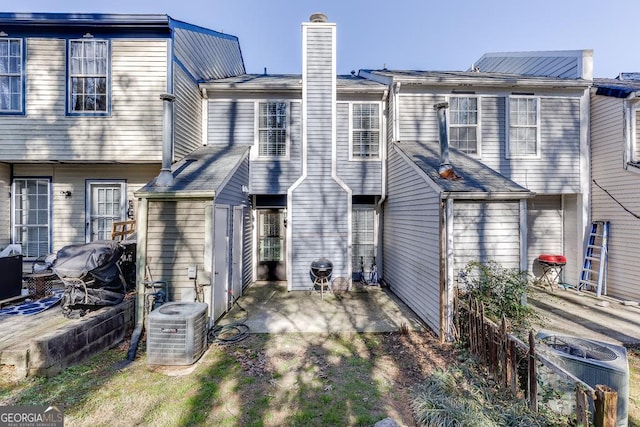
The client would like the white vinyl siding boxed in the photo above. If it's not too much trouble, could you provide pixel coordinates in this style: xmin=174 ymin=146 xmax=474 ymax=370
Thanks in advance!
xmin=0 ymin=38 xmax=23 ymax=113
xmin=453 ymin=201 xmax=521 ymax=273
xmin=449 ymin=96 xmax=479 ymax=154
xmin=480 ymin=96 xmax=582 ymax=194
xmin=384 ymin=148 xmax=441 ymax=334
xmin=0 ymin=38 xmax=167 ymax=162
xmin=350 ymin=102 xmax=380 ymax=159
xmin=527 ymin=195 xmax=563 ymax=275
xmin=591 ymin=94 xmax=640 ymax=301
xmin=208 ymin=99 xmax=256 ymax=145
xmin=507 ymin=96 xmax=540 ymax=158
xmin=12 ymin=178 xmax=51 ymax=258
xmin=173 ymin=65 xmax=202 ymax=158
xmin=397 ymin=92 xmax=442 ymax=143
xmin=289 ymin=22 xmax=350 ymax=289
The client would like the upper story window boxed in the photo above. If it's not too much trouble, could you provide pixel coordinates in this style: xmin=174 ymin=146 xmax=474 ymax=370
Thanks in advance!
xmin=68 ymin=39 xmax=109 ymax=115
xmin=0 ymin=38 xmax=24 ymax=114
xmin=449 ymin=96 xmax=479 ymax=155
xmin=351 ymin=103 xmax=380 ymax=159
xmin=507 ymin=96 xmax=540 ymax=158
xmin=257 ymin=101 xmax=288 ymax=158
xmin=626 ymin=102 xmax=640 ymax=170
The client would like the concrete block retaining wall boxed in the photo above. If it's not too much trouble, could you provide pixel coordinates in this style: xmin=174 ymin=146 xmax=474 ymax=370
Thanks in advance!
xmin=28 ymin=298 xmax=135 ymax=377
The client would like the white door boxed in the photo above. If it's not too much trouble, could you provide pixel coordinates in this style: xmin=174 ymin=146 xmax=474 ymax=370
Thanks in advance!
xmin=213 ymin=205 xmax=229 ymax=321
xmin=86 ymin=181 xmax=126 ymax=242
xmin=231 ymin=206 xmax=244 ymax=303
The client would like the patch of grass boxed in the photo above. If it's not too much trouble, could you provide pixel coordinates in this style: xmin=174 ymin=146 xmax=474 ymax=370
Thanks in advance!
xmin=412 ymin=364 xmax=570 ymax=427
xmin=0 ymin=331 xmax=451 ymax=426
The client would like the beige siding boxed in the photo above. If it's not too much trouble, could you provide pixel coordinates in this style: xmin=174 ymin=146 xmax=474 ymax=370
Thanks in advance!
xmin=0 ymin=163 xmax=10 ymax=248
xmin=0 ymin=38 xmax=168 ymax=162
xmin=12 ymin=164 xmax=158 ymax=252
xmin=146 ymin=200 xmax=209 ymax=301
xmin=590 ymin=95 xmax=640 ymax=301
xmin=174 ymin=65 xmax=203 ymax=159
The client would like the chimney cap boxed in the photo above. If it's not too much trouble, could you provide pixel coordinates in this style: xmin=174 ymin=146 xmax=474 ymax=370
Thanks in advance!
xmin=309 ymin=13 xmax=327 ymax=23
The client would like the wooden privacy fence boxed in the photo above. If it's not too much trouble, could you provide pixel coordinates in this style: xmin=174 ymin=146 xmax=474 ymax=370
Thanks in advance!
xmin=457 ymin=296 xmax=618 ymax=427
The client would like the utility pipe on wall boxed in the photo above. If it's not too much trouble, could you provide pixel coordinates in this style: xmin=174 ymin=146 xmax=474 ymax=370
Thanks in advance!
xmin=155 ymin=93 xmax=176 ymax=187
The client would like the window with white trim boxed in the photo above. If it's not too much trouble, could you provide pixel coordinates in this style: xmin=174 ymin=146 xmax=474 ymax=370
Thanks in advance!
xmin=352 ymin=207 xmax=376 ymax=277
xmin=351 ymin=103 xmax=380 ymax=159
xmin=257 ymin=101 xmax=288 ymax=157
xmin=68 ymin=39 xmax=109 ymax=114
xmin=12 ymin=178 xmax=51 ymax=258
xmin=87 ymin=181 xmax=126 ymax=242
xmin=629 ymin=104 xmax=640 ymax=166
xmin=0 ymin=38 xmax=23 ymax=113
xmin=449 ymin=96 xmax=479 ymax=154
xmin=507 ymin=96 xmax=540 ymax=157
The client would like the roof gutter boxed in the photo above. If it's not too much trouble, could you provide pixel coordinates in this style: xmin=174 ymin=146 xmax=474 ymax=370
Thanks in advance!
xmin=377 ymin=88 xmax=390 ymax=210
xmin=441 ymin=191 xmax=535 ymax=200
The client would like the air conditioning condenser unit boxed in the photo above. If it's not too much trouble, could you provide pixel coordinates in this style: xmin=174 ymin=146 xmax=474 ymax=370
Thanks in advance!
xmin=147 ymin=302 xmax=208 ymax=366
xmin=537 ymin=330 xmax=629 ymax=427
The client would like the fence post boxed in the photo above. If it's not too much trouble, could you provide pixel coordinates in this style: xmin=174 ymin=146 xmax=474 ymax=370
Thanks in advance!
xmin=575 ymin=384 xmax=590 ymax=427
xmin=509 ymin=339 xmax=517 ymax=395
xmin=528 ymin=330 xmax=538 ymax=412
xmin=480 ymin=302 xmax=487 ymax=364
xmin=469 ymin=296 xmax=476 ymax=355
xmin=501 ymin=316 xmax=509 ymax=389
xmin=593 ymin=384 xmax=617 ymax=427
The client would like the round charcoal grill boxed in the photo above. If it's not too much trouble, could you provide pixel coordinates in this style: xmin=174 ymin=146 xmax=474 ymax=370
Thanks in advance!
xmin=310 ymin=258 xmax=333 ymax=299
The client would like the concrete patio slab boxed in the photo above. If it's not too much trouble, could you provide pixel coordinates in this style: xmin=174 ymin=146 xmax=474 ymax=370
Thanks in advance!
xmin=217 ymin=281 xmax=427 ymax=334
xmin=527 ymin=285 xmax=640 ymax=345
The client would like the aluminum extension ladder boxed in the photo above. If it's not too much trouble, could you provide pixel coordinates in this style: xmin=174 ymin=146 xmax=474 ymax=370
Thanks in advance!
xmin=578 ymin=220 xmax=609 ymax=297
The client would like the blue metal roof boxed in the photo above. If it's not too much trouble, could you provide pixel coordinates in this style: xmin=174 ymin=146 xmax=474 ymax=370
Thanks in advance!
xmin=0 ymin=13 xmax=245 ymax=81
xmin=594 ymin=77 xmax=640 ymax=98
xmin=0 ymin=12 xmax=171 ymax=27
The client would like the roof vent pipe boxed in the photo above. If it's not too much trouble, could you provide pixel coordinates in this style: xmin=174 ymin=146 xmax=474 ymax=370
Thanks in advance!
xmin=310 ymin=13 xmax=327 ymax=22
xmin=434 ymin=102 xmax=459 ymax=180
xmin=155 ymin=93 xmax=176 ymax=187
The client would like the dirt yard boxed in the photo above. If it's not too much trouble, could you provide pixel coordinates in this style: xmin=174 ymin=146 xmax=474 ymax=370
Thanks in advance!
xmin=0 ymin=330 xmax=453 ymax=426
